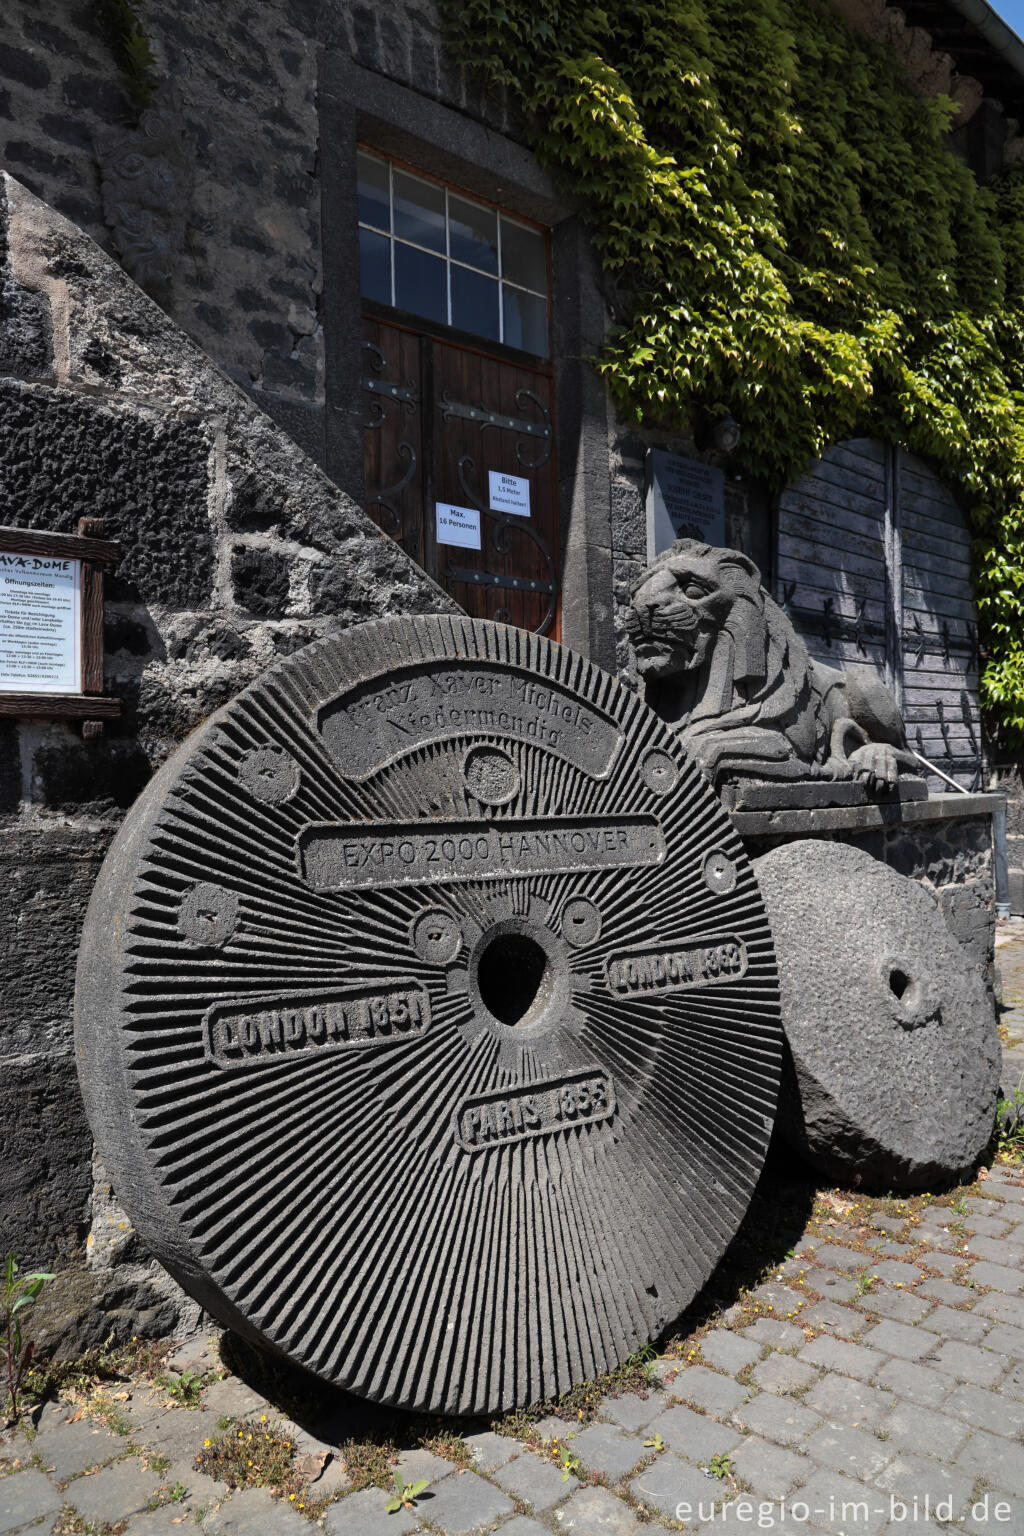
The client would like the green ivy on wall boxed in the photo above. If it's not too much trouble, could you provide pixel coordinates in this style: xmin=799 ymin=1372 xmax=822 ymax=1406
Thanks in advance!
xmin=443 ymin=0 xmax=1024 ymax=739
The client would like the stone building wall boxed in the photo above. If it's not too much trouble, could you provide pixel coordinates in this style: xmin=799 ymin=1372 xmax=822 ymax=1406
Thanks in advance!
xmin=0 ymin=169 xmax=453 ymax=1345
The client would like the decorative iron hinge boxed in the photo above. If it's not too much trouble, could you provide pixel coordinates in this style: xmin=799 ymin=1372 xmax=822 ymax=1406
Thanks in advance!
xmin=446 ymin=567 xmax=557 ymax=595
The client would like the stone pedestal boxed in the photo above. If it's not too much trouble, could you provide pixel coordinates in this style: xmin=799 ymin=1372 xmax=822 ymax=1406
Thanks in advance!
xmin=732 ymin=791 xmax=1004 ymax=1012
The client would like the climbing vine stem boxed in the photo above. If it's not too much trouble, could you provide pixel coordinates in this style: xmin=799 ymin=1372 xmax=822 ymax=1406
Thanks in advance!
xmin=443 ymin=0 xmax=1024 ymax=739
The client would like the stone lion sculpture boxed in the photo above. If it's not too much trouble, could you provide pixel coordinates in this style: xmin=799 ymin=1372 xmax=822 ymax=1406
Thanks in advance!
xmin=626 ymin=539 xmax=919 ymax=792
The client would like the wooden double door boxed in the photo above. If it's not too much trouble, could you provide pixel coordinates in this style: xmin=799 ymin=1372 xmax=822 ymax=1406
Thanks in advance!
xmin=362 ymin=315 xmax=560 ymax=636
xmin=775 ymin=438 xmax=985 ymax=789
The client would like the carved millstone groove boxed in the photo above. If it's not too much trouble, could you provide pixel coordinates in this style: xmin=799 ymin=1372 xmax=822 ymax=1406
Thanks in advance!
xmin=755 ymin=840 xmax=999 ymax=1191
xmin=75 ymin=615 xmax=782 ymax=1414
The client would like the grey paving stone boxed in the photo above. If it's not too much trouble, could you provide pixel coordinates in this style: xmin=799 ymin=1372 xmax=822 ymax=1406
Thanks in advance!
xmin=869 ymin=1215 xmax=908 ymax=1236
xmin=570 ymin=1421 xmax=646 ymax=1481
xmin=33 ymin=1416 xmax=126 ymax=1481
xmin=496 ymin=1451 xmax=577 ymax=1510
xmin=205 ymin=1486 xmax=313 ymax=1534
xmin=750 ymin=1353 xmax=819 ymax=1396
xmin=0 ymin=1469 xmax=61 ymax=1534
xmin=805 ymin=1423 xmax=892 ymax=1480
xmin=798 ymin=1466 xmax=889 ymax=1534
xmin=630 ymin=1453 xmax=722 ymax=1523
xmin=920 ymin=1251 xmax=964 ymax=1276
xmin=929 ymin=1338 xmax=1009 ymax=1385
xmin=65 ymin=1458 xmax=160 ymax=1523
xmin=957 ymin=1430 xmax=1024 ymax=1497
xmin=983 ymin=1321 xmax=1024 ymax=1357
xmin=800 ymin=1301 xmax=871 ymax=1337
xmin=730 ymin=1435 xmax=809 ymax=1498
xmin=875 ymin=1452 xmax=974 ymax=1519
xmin=323 ymin=1486 xmax=419 ymax=1535
xmin=416 ymin=1468 xmax=513 ymax=1533
xmin=871 ymin=1358 xmax=951 ymax=1408
xmin=923 ymin=1304 xmax=989 ymax=1342
xmin=970 ymin=1260 xmax=1024 ymax=1294
xmin=668 ymin=1366 xmax=746 ymax=1417
xmin=943 ymin=1381 xmax=1024 ymax=1437
xmin=748 ymin=1281 xmax=808 ymax=1320
xmin=860 ymin=1287 xmax=934 ymax=1323
xmin=134 ymin=1405 xmax=224 ymax=1463
xmin=498 ymin=1519 xmax=552 ymax=1536
xmin=699 ymin=1331 xmax=761 ymax=1374
xmin=464 ymin=1430 xmax=519 ymax=1473
xmin=599 ymin=1391 xmax=664 ymax=1431
xmin=731 ymin=1391 xmax=823 ymax=1448
xmin=1001 ymin=1360 xmax=1024 ymax=1400
xmin=977 ymin=1293 xmax=1024 ymax=1327
xmin=743 ymin=1319 xmax=805 ymax=1350
xmin=877 ymin=1401 xmax=969 ymax=1459
xmin=805 ymin=1373 xmax=895 ymax=1426
xmin=202 ymin=1379 xmax=269 ymax=1420
xmin=394 ymin=1447 xmax=457 ymax=1486
xmin=811 ymin=1272 xmax=861 ymax=1302
xmin=123 ymin=1509 xmax=209 ymax=1536
xmin=868 ymin=1260 xmax=924 ymax=1285
xmin=860 ymin=1319 xmax=935 ymax=1361
xmin=799 ymin=1336 xmax=886 ymax=1381
xmin=530 ymin=1414 xmax=572 ymax=1441
xmin=645 ymin=1402 xmax=740 ymax=1463
xmin=555 ymin=1484 xmax=644 ymax=1533
xmin=966 ymin=1235 xmax=1019 ymax=1264
xmin=960 ymin=1498 xmax=1024 ymax=1536
xmin=965 ymin=1197 xmax=1008 ymax=1217
xmin=813 ymin=1245 xmax=869 ymax=1273
xmin=869 ymin=1240 xmax=914 ymax=1258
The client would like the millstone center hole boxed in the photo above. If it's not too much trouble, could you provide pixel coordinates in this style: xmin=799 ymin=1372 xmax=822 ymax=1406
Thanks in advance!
xmin=478 ymin=933 xmax=548 ymax=1025
xmin=889 ymin=967 xmax=911 ymax=1000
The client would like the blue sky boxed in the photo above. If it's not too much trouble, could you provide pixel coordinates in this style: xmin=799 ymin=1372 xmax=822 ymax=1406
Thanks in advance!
xmin=994 ymin=1 xmax=1024 ymax=40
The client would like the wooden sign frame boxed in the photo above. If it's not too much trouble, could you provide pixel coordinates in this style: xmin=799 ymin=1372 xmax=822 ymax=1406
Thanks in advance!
xmin=0 ymin=517 xmax=121 ymax=728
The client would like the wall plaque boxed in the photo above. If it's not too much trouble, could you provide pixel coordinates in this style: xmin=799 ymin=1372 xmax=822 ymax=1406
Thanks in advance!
xmin=0 ymin=553 xmax=81 ymax=692
xmin=0 ymin=520 xmax=120 ymax=726
xmin=646 ymin=449 xmax=725 ymax=558
xmin=75 ymin=615 xmax=781 ymax=1415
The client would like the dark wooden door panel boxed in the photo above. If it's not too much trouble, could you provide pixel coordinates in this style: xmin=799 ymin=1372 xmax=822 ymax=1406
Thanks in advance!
xmin=363 ymin=316 xmax=560 ymax=636
xmin=362 ymin=321 xmax=425 ymax=566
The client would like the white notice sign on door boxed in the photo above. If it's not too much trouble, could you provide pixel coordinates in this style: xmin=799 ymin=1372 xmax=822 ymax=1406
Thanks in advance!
xmin=0 ymin=552 xmax=81 ymax=692
xmin=488 ymin=470 xmax=531 ymax=517
xmin=435 ymin=503 xmax=482 ymax=550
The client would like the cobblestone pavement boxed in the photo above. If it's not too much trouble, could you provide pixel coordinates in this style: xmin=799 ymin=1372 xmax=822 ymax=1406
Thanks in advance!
xmin=5 ymin=945 xmax=1024 ymax=1536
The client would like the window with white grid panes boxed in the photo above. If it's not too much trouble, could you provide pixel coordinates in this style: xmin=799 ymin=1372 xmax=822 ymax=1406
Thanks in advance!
xmin=357 ymin=150 xmax=549 ymax=357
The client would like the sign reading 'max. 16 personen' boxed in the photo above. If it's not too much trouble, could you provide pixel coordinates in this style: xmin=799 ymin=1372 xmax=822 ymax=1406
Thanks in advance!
xmin=0 ymin=551 xmax=81 ymax=692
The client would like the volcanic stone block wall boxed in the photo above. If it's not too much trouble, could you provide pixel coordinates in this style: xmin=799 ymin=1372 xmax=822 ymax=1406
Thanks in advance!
xmin=0 ymin=0 xmax=511 ymax=467
xmin=0 ymin=171 xmax=451 ymax=1319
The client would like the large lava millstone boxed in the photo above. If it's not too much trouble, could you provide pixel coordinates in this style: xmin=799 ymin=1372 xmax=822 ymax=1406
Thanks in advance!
xmin=754 ymin=840 xmax=999 ymax=1190
xmin=75 ymin=616 xmax=782 ymax=1413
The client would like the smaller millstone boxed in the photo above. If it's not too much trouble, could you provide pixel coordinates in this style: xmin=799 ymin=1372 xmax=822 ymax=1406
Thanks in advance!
xmin=755 ymin=841 xmax=1000 ymax=1189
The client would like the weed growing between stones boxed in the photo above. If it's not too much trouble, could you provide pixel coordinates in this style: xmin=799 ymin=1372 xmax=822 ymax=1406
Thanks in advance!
xmin=2 ymin=1255 xmax=54 ymax=1427
xmin=196 ymin=1419 xmax=302 ymax=1501
xmin=385 ymin=1472 xmax=430 ymax=1511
